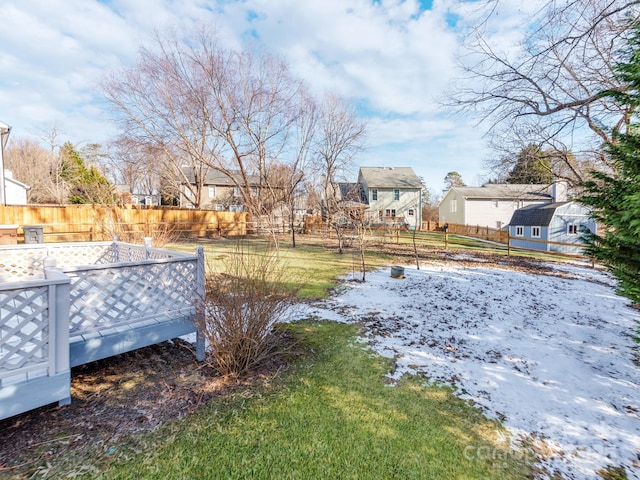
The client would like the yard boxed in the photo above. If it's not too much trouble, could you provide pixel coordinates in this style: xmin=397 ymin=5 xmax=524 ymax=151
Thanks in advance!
xmin=0 ymin=236 xmax=638 ymax=479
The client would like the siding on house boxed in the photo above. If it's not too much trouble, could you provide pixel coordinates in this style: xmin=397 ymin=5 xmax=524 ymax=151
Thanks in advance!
xmin=358 ymin=167 xmax=422 ymax=228
xmin=508 ymin=202 xmax=596 ymax=254
xmin=439 ymin=184 xmax=554 ymax=228
xmin=4 ymin=171 xmax=29 ymax=205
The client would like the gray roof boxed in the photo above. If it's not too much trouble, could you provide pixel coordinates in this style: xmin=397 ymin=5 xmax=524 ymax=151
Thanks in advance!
xmin=508 ymin=202 xmax=570 ymax=226
xmin=182 ymin=167 xmax=259 ymax=186
xmin=453 ymin=184 xmax=553 ymax=200
xmin=336 ymin=182 xmax=365 ymax=203
xmin=359 ymin=167 xmax=422 ymax=189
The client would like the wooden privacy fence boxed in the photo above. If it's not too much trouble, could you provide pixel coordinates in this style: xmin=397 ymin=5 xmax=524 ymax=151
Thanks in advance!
xmin=0 ymin=205 xmax=248 ymax=242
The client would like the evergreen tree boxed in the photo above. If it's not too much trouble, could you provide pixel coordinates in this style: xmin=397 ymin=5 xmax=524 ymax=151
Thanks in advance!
xmin=443 ymin=171 xmax=465 ymax=190
xmin=505 ymin=144 xmax=554 ymax=184
xmin=59 ymin=142 xmax=113 ymax=204
xmin=581 ymin=24 xmax=640 ymax=304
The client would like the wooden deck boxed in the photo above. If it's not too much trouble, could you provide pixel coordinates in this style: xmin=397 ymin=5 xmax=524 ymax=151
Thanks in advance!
xmin=0 ymin=240 xmax=205 ymax=420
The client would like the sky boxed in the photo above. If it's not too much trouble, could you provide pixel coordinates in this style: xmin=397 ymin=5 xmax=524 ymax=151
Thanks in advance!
xmin=0 ymin=0 xmax=542 ymax=193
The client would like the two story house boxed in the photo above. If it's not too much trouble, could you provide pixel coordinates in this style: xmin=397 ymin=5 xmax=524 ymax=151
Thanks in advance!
xmin=358 ymin=167 xmax=423 ymax=229
xmin=180 ymin=168 xmax=260 ymax=211
xmin=438 ymin=183 xmax=567 ymax=229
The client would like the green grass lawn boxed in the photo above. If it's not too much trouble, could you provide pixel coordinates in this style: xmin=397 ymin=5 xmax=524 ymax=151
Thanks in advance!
xmin=90 ymin=321 xmax=532 ymax=479
xmin=170 ymin=236 xmax=393 ymax=298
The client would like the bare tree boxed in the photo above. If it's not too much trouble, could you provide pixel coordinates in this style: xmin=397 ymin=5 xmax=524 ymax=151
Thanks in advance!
xmin=450 ymin=0 xmax=640 ymax=184
xmin=314 ymin=93 xmax=367 ymax=249
xmin=102 ymin=27 xmax=315 ymax=224
xmin=101 ymin=29 xmax=223 ymax=208
xmin=4 ymin=137 xmax=52 ymax=203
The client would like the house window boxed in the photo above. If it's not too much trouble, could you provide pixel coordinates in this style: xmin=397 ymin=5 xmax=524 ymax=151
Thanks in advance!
xmin=568 ymin=224 xmax=578 ymax=235
xmin=378 ymin=210 xmax=383 ymax=220
xmin=492 ymin=199 xmax=499 ymax=208
xmin=496 ymin=221 xmax=503 ymax=229
xmin=385 ymin=209 xmax=396 ymax=217
xmin=371 ymin=189 xmax=378 ymax=201
xmin=393 ymin=189 xmax=400 ymax=201
xmin=208 ymin=186 xmax=216 ymax=198
xmin=531 ymin=226 xmax=541 ymax=238
xmin=450 ymin=200 xmax=457 ymax=213
xmin=233 ymin=186 xmax=241 ymax=197
xmin=408 ymin=209 xmax=415 ymax=216
xmin=515 ymin=226 xmax=524 ymax=237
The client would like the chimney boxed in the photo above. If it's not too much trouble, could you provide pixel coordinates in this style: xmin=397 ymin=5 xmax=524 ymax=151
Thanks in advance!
xmin=551 ymin=181 xmax=567 ymax=202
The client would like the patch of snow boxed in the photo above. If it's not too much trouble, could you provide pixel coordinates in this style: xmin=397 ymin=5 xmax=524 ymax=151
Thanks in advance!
xmin=302 ymin=263 xmax=640 ymax=479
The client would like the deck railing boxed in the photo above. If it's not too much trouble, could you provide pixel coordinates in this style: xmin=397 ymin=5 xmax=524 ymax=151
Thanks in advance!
xmin=0 ymin=240 xmax=204 ymax=420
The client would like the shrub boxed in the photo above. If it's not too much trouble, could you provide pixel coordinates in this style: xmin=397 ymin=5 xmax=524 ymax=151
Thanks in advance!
xmin=196 ymin=243 xmax=301 ymax=377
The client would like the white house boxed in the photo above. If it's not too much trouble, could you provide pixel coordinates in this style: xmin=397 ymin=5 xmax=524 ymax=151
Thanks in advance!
xmin=358 ymin=167 xmax=423 ymax=229
xmin=438 ymin=183 xmax=567 ymax=229
xmin=3 ymin=170 xmax=29 ymax=205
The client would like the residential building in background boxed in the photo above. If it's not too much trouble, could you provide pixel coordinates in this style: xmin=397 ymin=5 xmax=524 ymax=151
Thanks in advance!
xmin=438 ymin=183 xmax=566 ymax=229
xmin=507 ymin=201 xmax=596 ymax=254
xmin=358 ymin=167 xmax=423 ymax=228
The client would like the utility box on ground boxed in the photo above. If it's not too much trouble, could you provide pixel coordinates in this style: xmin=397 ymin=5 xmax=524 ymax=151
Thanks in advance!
xmin=23 ymin=225 xmax=44 ymax=244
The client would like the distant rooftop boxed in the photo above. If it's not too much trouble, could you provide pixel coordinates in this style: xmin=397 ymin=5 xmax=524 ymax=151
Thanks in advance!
xmin=451 ymin=184 xmax=553 ymax=201
xmin=359 ymin=167 xmax=422 ymax=189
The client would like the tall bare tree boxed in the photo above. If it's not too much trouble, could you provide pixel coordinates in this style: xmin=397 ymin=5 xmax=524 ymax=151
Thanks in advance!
xmin=315 ymin=93 xmax=367 ymax=234
xmin=4 ymin=137 xmax=52 ymax=203
xmin=450 ymin=0 xmax=640 ymax=184
xmin=102 ymin=27 xmax=314 ymax=221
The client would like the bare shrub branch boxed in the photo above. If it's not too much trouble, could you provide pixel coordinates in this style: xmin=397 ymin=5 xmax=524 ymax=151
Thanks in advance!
xmin=196 ymin=243 xmax=301 ymax=377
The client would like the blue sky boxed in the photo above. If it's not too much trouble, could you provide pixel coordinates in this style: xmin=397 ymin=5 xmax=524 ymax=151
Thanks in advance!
xmin=0 ymin=0 xmax=541 ymax=193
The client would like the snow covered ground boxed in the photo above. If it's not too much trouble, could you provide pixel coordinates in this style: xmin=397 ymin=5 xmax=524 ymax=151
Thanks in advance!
xmin=300 ymin=260 xmax=640 ymax=479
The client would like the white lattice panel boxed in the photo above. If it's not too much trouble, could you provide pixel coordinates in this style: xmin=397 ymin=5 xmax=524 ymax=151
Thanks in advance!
xmin=67 ymin=259 xmax=198 ymax=336
xmin=45 ymin=244 xmax=113 ymax=267
xmin=0 ymin=286 xmax=49 ymax=379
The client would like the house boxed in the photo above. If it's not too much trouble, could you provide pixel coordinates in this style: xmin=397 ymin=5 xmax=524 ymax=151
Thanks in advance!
xmin=438 ymin=183 xmax=567 ymax=229
xmin=358 ymin=167 xmax=423 ymax=228
xmin=3 ymin=170 xmax=29 ymax=205
xmin=507 ymin=201 xmax=596 ymax=254
xmin=180 ymin=168 xmax=260 ymax=211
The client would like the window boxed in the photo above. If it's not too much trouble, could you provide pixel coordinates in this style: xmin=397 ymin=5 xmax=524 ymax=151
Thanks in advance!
xmin=492 ymin=199 xmax=499 ymax=208
xmin=371 ymin=189 xmax=378 ymax=201
xmin=531 ymin=226 xmax=541 ymax=238
xmin=408 ymin=209 xmax=415 ymax=216
xmin=208 ymin=186 xmax=216 ymax=198
xmin=233 ymin=186 xmax=241 ymax=197
xmin=515 ymin=226 xmax=524 ymax=237
xmin=394 ymin=189 xmax=400 ymax=201
xmin=378 ymin=210 xmax=383 ymax=220
xmin=496 ymin=221 xmax=503 ymax=229
xmin=385 ymin=209 xmax=396 ymax=217
xmin=568 ymin=224 xmax=578 ymax=235
xmin=450 ymin=200 xmax=457 ymax=213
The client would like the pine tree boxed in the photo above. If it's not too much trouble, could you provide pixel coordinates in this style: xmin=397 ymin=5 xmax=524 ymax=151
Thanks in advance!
xmin=581 ymin=24 xmax=640 ymax=304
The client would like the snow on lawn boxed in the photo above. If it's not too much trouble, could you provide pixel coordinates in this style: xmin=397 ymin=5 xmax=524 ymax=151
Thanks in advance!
xmin=301 ymin=261 xmax=640 ymax=479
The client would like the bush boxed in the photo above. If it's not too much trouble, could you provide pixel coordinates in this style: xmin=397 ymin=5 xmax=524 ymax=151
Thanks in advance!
xmin=196 ymin=243 xmax=301 ymax=377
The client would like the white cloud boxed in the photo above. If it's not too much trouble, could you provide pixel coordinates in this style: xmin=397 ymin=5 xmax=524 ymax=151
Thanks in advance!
xmin=0 ymin=0 xmax=536 ymax=190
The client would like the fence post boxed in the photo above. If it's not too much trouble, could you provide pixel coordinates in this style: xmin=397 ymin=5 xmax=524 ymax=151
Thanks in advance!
xmin=143 ymin=237 xmax=152 ymax=259
xmin=507 ymin=232 xmax=511 ymax=256
xmin=44 ymin=257 xmax=71 ymax=406
xmin=195 ymin=245 xmax=205 ymax=362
